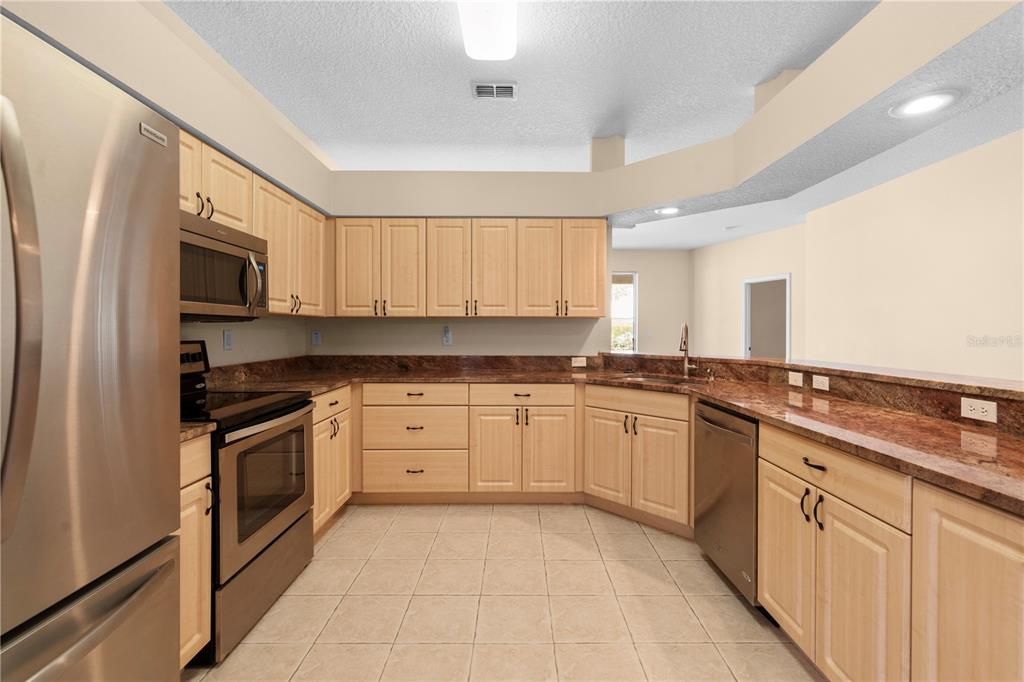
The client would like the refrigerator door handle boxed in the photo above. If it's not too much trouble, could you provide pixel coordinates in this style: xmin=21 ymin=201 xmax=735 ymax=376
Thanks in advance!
xmin=0 ymin=95 xmax=43 ymax=543
xmin=28 ymin=559 xmax=175 ymax=681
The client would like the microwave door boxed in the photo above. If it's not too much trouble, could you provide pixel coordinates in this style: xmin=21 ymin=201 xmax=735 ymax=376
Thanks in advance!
xmin=180 ymin=229 xmax=253 ymax=318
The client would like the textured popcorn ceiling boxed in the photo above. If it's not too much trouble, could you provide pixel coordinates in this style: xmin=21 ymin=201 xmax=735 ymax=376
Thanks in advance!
xmin=166 ymin=0 xmax=876 ymax=171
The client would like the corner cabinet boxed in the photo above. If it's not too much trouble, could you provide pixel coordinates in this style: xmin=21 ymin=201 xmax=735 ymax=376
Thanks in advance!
xmin=583 ymin=386 xmax=690 ymax=524
xmin=911 ymin=481 xmax=1024 ymax=682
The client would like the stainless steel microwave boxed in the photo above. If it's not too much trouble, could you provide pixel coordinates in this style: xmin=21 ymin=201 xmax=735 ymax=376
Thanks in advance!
xmin=180 ymin=211 xmax=268 ymax=320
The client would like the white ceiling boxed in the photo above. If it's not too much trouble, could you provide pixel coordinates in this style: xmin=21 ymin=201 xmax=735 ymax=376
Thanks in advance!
xmin=166 ymin=0 xmax=876 ymax=171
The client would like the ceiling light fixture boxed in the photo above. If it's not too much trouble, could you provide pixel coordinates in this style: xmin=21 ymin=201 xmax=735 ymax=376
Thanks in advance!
xmin=888 ymin=90 xmax=959 ymax=119
xmin=655 ymin=207 xmax=680 ymax=216
xmin=458 ymin=1 xmax=517 ymax=61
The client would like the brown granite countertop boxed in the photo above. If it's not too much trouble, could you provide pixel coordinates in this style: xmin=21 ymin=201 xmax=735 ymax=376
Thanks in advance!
xmin=180 ymin=421 xmax=215 ymax=443
xmin=205 ymin=368 xmax=1024 ymax=516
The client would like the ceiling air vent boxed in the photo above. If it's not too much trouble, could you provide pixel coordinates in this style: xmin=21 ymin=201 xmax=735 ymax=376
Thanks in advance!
xmin=473 ymin=82 xmax=517 ymax=100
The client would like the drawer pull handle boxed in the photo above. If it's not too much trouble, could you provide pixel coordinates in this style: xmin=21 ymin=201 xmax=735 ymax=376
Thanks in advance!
xmin=513 ymin=393 xmax=531 ymax=397
xmin=328 ymin=400 xmax=339 ymax=407
xmin=799 ymin=488 xmax=810 ymax=522
xmin=406 ymin=468 xmax=424 ymax=475
xmin=802 ymin=457 xmax=827 ymax=472
xmin=813 ymin=494 xmax=824 ymax=530
xmin=406 ymin=426 xmax=424 ymax=431
xmin=407 ymin=392 xmax=424 ymax=397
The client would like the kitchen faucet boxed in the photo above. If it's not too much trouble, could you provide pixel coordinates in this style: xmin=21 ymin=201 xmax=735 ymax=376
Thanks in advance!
xmin=679 ymin=323 xmax=699 ymax=379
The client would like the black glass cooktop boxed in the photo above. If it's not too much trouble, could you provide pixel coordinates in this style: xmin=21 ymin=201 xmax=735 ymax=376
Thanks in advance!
xmin=181 ymin=390 xmax=311 ymax=430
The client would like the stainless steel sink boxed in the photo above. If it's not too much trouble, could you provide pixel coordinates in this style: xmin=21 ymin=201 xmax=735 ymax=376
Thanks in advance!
xmin=614 ymin=374 xmax=703 ymax=385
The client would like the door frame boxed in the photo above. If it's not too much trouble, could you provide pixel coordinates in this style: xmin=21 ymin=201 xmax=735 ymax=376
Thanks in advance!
xmin=742 ymin=273 xmax=791 ymax=361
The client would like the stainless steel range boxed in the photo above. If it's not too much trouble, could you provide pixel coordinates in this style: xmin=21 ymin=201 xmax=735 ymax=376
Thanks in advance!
xmin=180 ymin=341 xmax=314 ymax=662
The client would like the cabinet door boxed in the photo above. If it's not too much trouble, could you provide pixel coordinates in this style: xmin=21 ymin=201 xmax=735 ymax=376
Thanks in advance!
xmin=816 ymin=492 xmax=910 ymax=682
xmin=295 ymin=204 xmax=327 ymax=316
xmin=178 ymin=129 xmax=204 ymax=214
xmin=179 ymin=477 xmax=212 ymax=667
xmin=381 ymin=218 xmax=426 ymax=317
xmin=201 ymin=144 xmax=253 ymax=232
xmin=253 ymin=177 xmax=296 ymax=314
xmin=335 ymin=218 xmax=381 ymax=317
xmin=583 ymin=407 xmax=631 ymax=505
xmin=471 ymin=218 xmax=516 ymax=316
xmin=561 ymin=218 xmax=607 ymax=317
xmin=631 ymin=415 xmax=689 ymax=523
xmin=516 ymin=219 xmax=561 ymax=317
xmin=757 ymin=460 xmax=816 ymax=655
xmin=469 ymin=407 xmax=521 ymax=492
xmin=332 ymin=411 xmax=352 ymax=511
xmin=522 ymin=406 xmax=575 ymax=493
xmin=312 ymin=419 xmax=335 ymax=533
xmin=427 ymin=218 xmax=472 ymax=317
xmin=911 ymin=482 xmax=1024 ymax=682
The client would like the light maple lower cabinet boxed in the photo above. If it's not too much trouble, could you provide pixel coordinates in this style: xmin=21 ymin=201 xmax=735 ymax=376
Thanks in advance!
xmin=911 ymin=481 xmax=1024 ymax=682
xmin=757 ymin=458 xmax=911 ymax=681
xmin=583 ymin=407 xmax=632 ymax=506
xmin=313 ymin=409 xmax=351 ymax=533
xmin=178 ymin=438 xmax=212 ymax=669
xmin=469 ymin=405 xmax=575 ymax=492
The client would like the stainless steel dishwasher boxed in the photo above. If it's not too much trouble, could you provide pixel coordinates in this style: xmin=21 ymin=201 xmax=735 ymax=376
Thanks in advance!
xmin=693 ymin=401 xmax=759 ymax=604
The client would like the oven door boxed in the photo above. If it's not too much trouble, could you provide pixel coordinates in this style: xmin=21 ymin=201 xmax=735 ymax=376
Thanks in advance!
xmin=216 ymin=404 xmax=313 ymax=583
xmin=180 ymin=227 xmax=266 ymax=319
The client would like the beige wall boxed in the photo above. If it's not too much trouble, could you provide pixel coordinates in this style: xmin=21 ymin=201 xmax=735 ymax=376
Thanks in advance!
xmin=180 ymin=319 xmax=308 ymax=368
xmin=692 ymin=130 xmax=1024 ymax=382
xmin=608 ymin=250 xmax=693 ymax=355
xmin=305 ymin=318 xmax=609 ymax=358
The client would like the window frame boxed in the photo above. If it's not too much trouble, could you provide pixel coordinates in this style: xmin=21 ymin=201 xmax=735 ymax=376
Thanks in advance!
xmin=610 ymin=271 xmax=639 ymax=354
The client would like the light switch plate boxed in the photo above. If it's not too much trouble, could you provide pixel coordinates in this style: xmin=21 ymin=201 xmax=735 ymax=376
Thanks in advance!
xmin=961 ymin=397 xmax=997 ymax=424
xmin=812 ymin=375 xmax=830 ymax=391
xmin=311 ymin=330 xmax=321 ymax=346
xmin=788 ymin=371 xmax=803 ymax=387
xmin=571 ymin=356 xmax=587 ymax=368
xmin=222 ymin=329 xmax=233 ymax=351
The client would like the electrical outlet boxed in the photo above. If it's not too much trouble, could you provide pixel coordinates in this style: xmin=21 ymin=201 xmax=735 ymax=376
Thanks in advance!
xmin=961 ymin=397 xmax=997 ymax=424
xmin=812 ymin=375 xmax=830 ymax=391
xmin=571 ymin=356 xmax=587 ymax=368
xmin=442 ymin=325 xmax=453 ymax=346
xmin=222 ymin=329 xmax=233 ymax=351
xmin=311 ymin=330 xmax=321 ymax=346
xmin=788 ymin=371 xmax=803 ymax=387
xmin=961 ymin=430 xmax=997 ymax=457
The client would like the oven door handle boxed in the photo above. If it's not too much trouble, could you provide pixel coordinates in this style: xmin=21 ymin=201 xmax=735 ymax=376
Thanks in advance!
xmin=223 ymin=404 xmax=313 ymax=444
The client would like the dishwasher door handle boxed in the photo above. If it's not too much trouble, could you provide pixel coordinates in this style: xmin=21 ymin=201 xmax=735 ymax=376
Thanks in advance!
xmin=695 ymin=414 xmax=754 ymax=445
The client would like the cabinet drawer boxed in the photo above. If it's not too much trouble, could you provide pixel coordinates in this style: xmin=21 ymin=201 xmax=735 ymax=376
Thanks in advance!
xmin=363 ymin=451 xmax=469 ymax=492
xmin=585 ymin=385 xmax=689 ymax=421
xmin=759 ymin=424 xmax=912 ymax=532
xmin=363 ymin=383 xmax=468 ymax=406
xmin=180 ymin=434 xmax=211 ymax=489
xmin=363 ymin=406 xmax=468 ymax=449
xmin=470 ymin=383 xmax=575 ymax=406
xmin=313 ymin=385 xmax=351 ymax=423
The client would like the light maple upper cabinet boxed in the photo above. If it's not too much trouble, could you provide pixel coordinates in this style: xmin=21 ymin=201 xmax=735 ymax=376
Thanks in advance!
xmin=178 ymin=129 xmax=204 ymax=215
xmin=911 ymin=482 xmax=1023 ymax=682
xmin=517 ymin=218 xmax=562 ymax=317
xmin=427 ymin=218 xmax=472 ymax=317
xmin=469 ymin=407 xmax=522 ymax=492
xmin=583 ymin=407 xmax=632 ymax=506
xmin=295 ymin=204 xmax=328 ymax=316
xmin=335 ymin=218 xmax=381 ymax=317
xmin=200 ymin=144 xmax=253 ymax=233
xmin=522 ymin=406 xmax=575 ymax=493
xmin=253 ymin=177 xmax=296 ymax=314
xmin=381 ymin=218 xmax=426 ymax=317
xmin=561 ymin=218 xmax=607 ymax=317
xmin=630 ymin=414 xmax=688 ymax=523
xmin=472 ymin=218 xmax=517 ymax=316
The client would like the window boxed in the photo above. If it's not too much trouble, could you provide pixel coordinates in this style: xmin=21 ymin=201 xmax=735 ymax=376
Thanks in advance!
xmin=610 ymin=272 xmax=638 ymax=352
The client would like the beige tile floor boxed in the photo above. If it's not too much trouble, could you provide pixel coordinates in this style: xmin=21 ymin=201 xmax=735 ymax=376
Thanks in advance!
xmin=183 ymin=504 xmax=822 ymax=682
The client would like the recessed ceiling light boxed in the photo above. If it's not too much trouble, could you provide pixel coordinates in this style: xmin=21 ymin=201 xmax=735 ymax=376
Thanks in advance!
xmin=888 ymin=90 xmax=959 ymax=119
xmin=458 ymin=1 xmax=517 ymax=61
xmin=655 ymin=207 xmax=680 ymax=216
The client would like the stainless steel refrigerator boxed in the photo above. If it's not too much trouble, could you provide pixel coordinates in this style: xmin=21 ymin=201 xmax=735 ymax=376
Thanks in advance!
xmin=1 ymin=15 xmax=181 ymax=681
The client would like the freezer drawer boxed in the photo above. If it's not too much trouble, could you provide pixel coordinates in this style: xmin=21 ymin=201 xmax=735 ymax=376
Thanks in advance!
xmin=0 ymin=537 xmax=179 ymax=681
